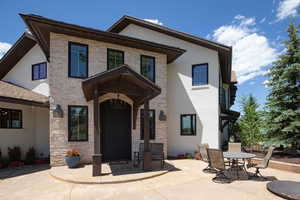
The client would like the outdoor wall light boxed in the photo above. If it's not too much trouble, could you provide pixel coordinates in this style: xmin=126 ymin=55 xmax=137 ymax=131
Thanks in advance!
xmin=53 ymin=104 xmax=64 ymax=118
xmin=159 ymin=110 xmax=167 ymax=121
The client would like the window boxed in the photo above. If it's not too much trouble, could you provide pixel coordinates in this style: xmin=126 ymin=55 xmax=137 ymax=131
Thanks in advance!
xmin=0 ymin=108 xmax=22 ymax=129
xmin=68 ymin=42 xmax=88 ymax=78
xmin=68 ymin=106 xmax=88 ymax=141
xmin=32 ymin=62 xmax=47 ymax=80
xmin=107 ymin=49 xmax=124 ymax=70
xmin=192 ymin=63 xmax=208 ymax=86
xmin=140 ymin=109 xmax=155 ymax=140
xmin=180 ymin=114 xmax=196 ymax=136
xmin=141 ymin=55 xmax=155 ymax=82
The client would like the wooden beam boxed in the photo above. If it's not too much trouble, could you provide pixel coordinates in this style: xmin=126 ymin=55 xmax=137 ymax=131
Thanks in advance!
xmin=93 ymin=87 xmax=101 ymax=176
xmin=143 ymin=99 xmax=152 ymax=170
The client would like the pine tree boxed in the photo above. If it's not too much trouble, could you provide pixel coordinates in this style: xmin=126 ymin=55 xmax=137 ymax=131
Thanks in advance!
xmin=266 ymin=22 xmax=300 ymax=147
xmin=236 ymin=94 xmax=263 ymax=147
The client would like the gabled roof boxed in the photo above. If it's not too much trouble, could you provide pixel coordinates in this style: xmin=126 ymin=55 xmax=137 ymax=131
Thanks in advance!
xmin=107 ymin=15 xmax=233 ymax=83
xmin=0 ymin=32 xmax=36 ymax=79
xmin=82 ymin=64 xmax=161 ymax=102
xmin=0 ymin=81 xmax=49 ymax=107
xmin=20 ymin=14 xmax=186 ymax=64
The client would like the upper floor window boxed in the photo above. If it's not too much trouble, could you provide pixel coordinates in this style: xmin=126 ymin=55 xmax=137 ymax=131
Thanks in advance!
xmin=0 ymin=108 xmax=22 ymax=129
xmin=68 ymin=105 xmax=88 ymax=141
xmin=140 ymin=109 xmax=155 ymax=140
xmin=107 ymin=49 xmax=124 ymax=70
xmin=141 ymin=55 xmax=155 ymax=82
xmin=180 ymin=114 xmax=196 ymax=136
xmin=32 ymin=62 xmax=47 ymax=80
xmin=68 ymin=42 xmax=88 ymax=78
xmin=192 ymin=63 xmax=208 ymax=86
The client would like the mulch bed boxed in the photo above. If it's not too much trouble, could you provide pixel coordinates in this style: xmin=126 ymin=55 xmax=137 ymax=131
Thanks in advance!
xmin=254 ymin=151 xmax=300 ymax=165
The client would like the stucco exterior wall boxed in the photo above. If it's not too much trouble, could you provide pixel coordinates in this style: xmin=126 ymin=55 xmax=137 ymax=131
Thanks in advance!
xmin=3 ymin=44 xmax=50 ymax=96
xmin=120 ymin=24 xmax=220 ymax=155
xmin=0 ymin=102 xmax=49 ymax=158
xmin=49 ymin=33 xmax=167 ymax=166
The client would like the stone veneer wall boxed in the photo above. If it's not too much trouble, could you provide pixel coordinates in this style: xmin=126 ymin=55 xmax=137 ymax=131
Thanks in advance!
xmin=49 ymin=33 xmax=168 ymax=166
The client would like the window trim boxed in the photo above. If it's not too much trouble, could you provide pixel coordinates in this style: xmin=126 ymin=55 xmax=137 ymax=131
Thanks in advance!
xmin=192 ymin=63 xmax=209 ymax=86
xmin=107 ymin=48 xmax=124 ymax=70
xmin=180 ymin=114 xmax=196 ymax=136
xmin=140 ymin=109 xmax=156 ymax=140
xmin=140 ymin=55 xmax=156 ymax=83
xmin=0 ymin=108 xmax=22 ymax=129
xmin=32 ymin=62 xmax=47 ymax=81
xmin=68 ymin=105 xmax=89 ymax=142
xmin=68 ymin=41 xmax=89 ymax=79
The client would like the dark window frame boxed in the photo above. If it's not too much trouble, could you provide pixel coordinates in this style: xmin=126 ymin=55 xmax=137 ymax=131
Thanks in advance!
xmin=140 ymin=109 xmax=156 ymax=140
xmin=68 ymin=105 xmax=89 ymax=142
xmin=140 ymin=55 xmax=156 ymax=82
xmin=192 ymin=63 xmax=209 ymax=86
xmin=32 ymin=62 xmax=47 ymax=81
xmin=180 ymin=114 xmax=196 ymax=136
xmin=107 ymin=48 xmax=124 ymax=70
xmin=0 ymin=108 xmax=22 ymax=129
xmin=68 ymin=41 xmax=89 ymax=79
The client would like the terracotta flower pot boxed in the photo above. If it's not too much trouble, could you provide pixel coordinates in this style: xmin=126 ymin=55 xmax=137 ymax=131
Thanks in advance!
xmin=64 ymin=156 xmax=80 ymax=168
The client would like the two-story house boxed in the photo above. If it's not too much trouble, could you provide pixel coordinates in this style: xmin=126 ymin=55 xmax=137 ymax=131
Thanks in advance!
xmin=0 ymin=14 xmax=239 ymax=166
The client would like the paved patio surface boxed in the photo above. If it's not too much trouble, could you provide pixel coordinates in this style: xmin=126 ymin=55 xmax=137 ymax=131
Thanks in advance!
xmin=1 ymin=159 xmax=300 ymax=200
xmin=50 ymin=161 xmax=174 ymax=184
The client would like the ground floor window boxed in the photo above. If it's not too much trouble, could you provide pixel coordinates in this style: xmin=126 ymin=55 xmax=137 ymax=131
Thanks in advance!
xmin=140 ymin=109 xmax=155 ymax=140
xmin=180 ymin=114 xmax=196 ymax=135
xmin=0 ymin=108 xmax=22 ymax=128
xmin=68 ymin=105 xmax=88 ymax=141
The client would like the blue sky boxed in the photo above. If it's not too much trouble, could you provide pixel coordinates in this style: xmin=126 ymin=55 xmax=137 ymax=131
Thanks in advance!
xmin=0 ymin=0 xmax=299 ymax=111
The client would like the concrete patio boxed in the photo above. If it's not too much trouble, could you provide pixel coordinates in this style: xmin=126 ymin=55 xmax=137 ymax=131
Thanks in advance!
xmin=1 ymin=159 xmax=300 ymax=200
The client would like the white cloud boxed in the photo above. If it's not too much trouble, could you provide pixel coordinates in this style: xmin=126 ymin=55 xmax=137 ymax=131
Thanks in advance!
xmin=0 ymin=42 xmax=12 ymax=59
xmin=276 ymin=0 xmax=300 ymax=20
xmin=249 ymin=81 xmax=256 ymax=85
xmin=211 ymin=15 xmax=278 ymax=84
xmin=144 ymin=19 xmax=163 ymax=26
xmin=260 ymin=17 xmax=266 ymax=23
xmin=262 ymin=79 xmax=270 ymax=87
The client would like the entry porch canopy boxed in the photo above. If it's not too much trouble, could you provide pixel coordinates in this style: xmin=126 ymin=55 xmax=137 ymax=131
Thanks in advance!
xmin=82 ymin=65 xmax=161 ymax=175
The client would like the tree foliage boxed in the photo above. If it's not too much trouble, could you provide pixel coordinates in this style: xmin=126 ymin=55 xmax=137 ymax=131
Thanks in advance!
xmin=265 ymin=22 xmax=300 ymax=146
xmin=235 ymin=94 xmax=264 ymax=147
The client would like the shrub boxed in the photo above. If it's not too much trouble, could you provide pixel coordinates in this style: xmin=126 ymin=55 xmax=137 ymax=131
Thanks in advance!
xmin=25 ymin=147 xmax=36 ymax=164
xmin=8 ymin=146 xmax=21 ymax=161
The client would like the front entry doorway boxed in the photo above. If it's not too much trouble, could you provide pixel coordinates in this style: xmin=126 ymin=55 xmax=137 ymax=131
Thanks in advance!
xmin=100 ymin=99 xmax=132 ymax=162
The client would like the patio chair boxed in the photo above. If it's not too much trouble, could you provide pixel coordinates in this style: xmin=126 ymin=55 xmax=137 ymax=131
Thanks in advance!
xmin=228 ymin=143 xmax=241 ymax=152
xmin=228 ymin=143 xmax=244 ymax=166
xmin=207 ymin=148 xmax=231 ymax=184
xmin=199 ymin=144 xmax=216 ymax=173
xmin=248 ymin=146 xmax=274 ymax=179
xmin=133 ymin=143 xmax=165 ymax=169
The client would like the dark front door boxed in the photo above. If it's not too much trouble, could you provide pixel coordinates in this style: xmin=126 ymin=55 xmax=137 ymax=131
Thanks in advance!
xmin=100 ymin=99 xmax=131 ymax=161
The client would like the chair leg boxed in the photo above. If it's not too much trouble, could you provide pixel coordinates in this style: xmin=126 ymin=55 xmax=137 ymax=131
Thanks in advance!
xmin=212 ymin=171 xmax=232 ymax=184
xmin=251 ymin=168 xmax=267 ymax=180
xmin=203 ymin=164 xmax=217 ymax=173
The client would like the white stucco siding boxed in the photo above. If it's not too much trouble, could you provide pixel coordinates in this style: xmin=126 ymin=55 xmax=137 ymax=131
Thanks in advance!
xmin=120 ymin=24 xmax=220 ymax=155
xmin=0 ymin=102 xmax=49 ymax=158
xmin=3 ymin=44 xmax=49 ymax=96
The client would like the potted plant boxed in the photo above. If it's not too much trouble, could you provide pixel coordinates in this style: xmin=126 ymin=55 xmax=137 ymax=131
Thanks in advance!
xmin=64 ymin=149 xmax=80 ymax=168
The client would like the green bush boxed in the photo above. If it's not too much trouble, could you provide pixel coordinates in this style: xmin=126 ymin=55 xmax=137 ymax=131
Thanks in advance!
xmin=25 ymin=147 xmax=36 ymax=164
xmin=8 ymin=146 xmax=21 ymax=161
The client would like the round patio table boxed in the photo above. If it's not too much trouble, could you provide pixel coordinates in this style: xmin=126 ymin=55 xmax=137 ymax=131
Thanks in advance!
xmin=267 ymin=180 xmax=300 ymax=200
xmin=223 ymin=152 xmax=256 ymax=180
xmin=223 ymin=152 xmax=256 ymax=160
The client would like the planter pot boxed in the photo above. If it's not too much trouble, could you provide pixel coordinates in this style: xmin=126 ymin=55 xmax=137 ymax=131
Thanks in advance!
xmin=64 ymin=156 xmax=80 ymax=168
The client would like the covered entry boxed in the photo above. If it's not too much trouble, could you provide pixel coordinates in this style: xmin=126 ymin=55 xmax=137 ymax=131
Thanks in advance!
xmin=82 ymin=65 xmax=161 ymax=175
